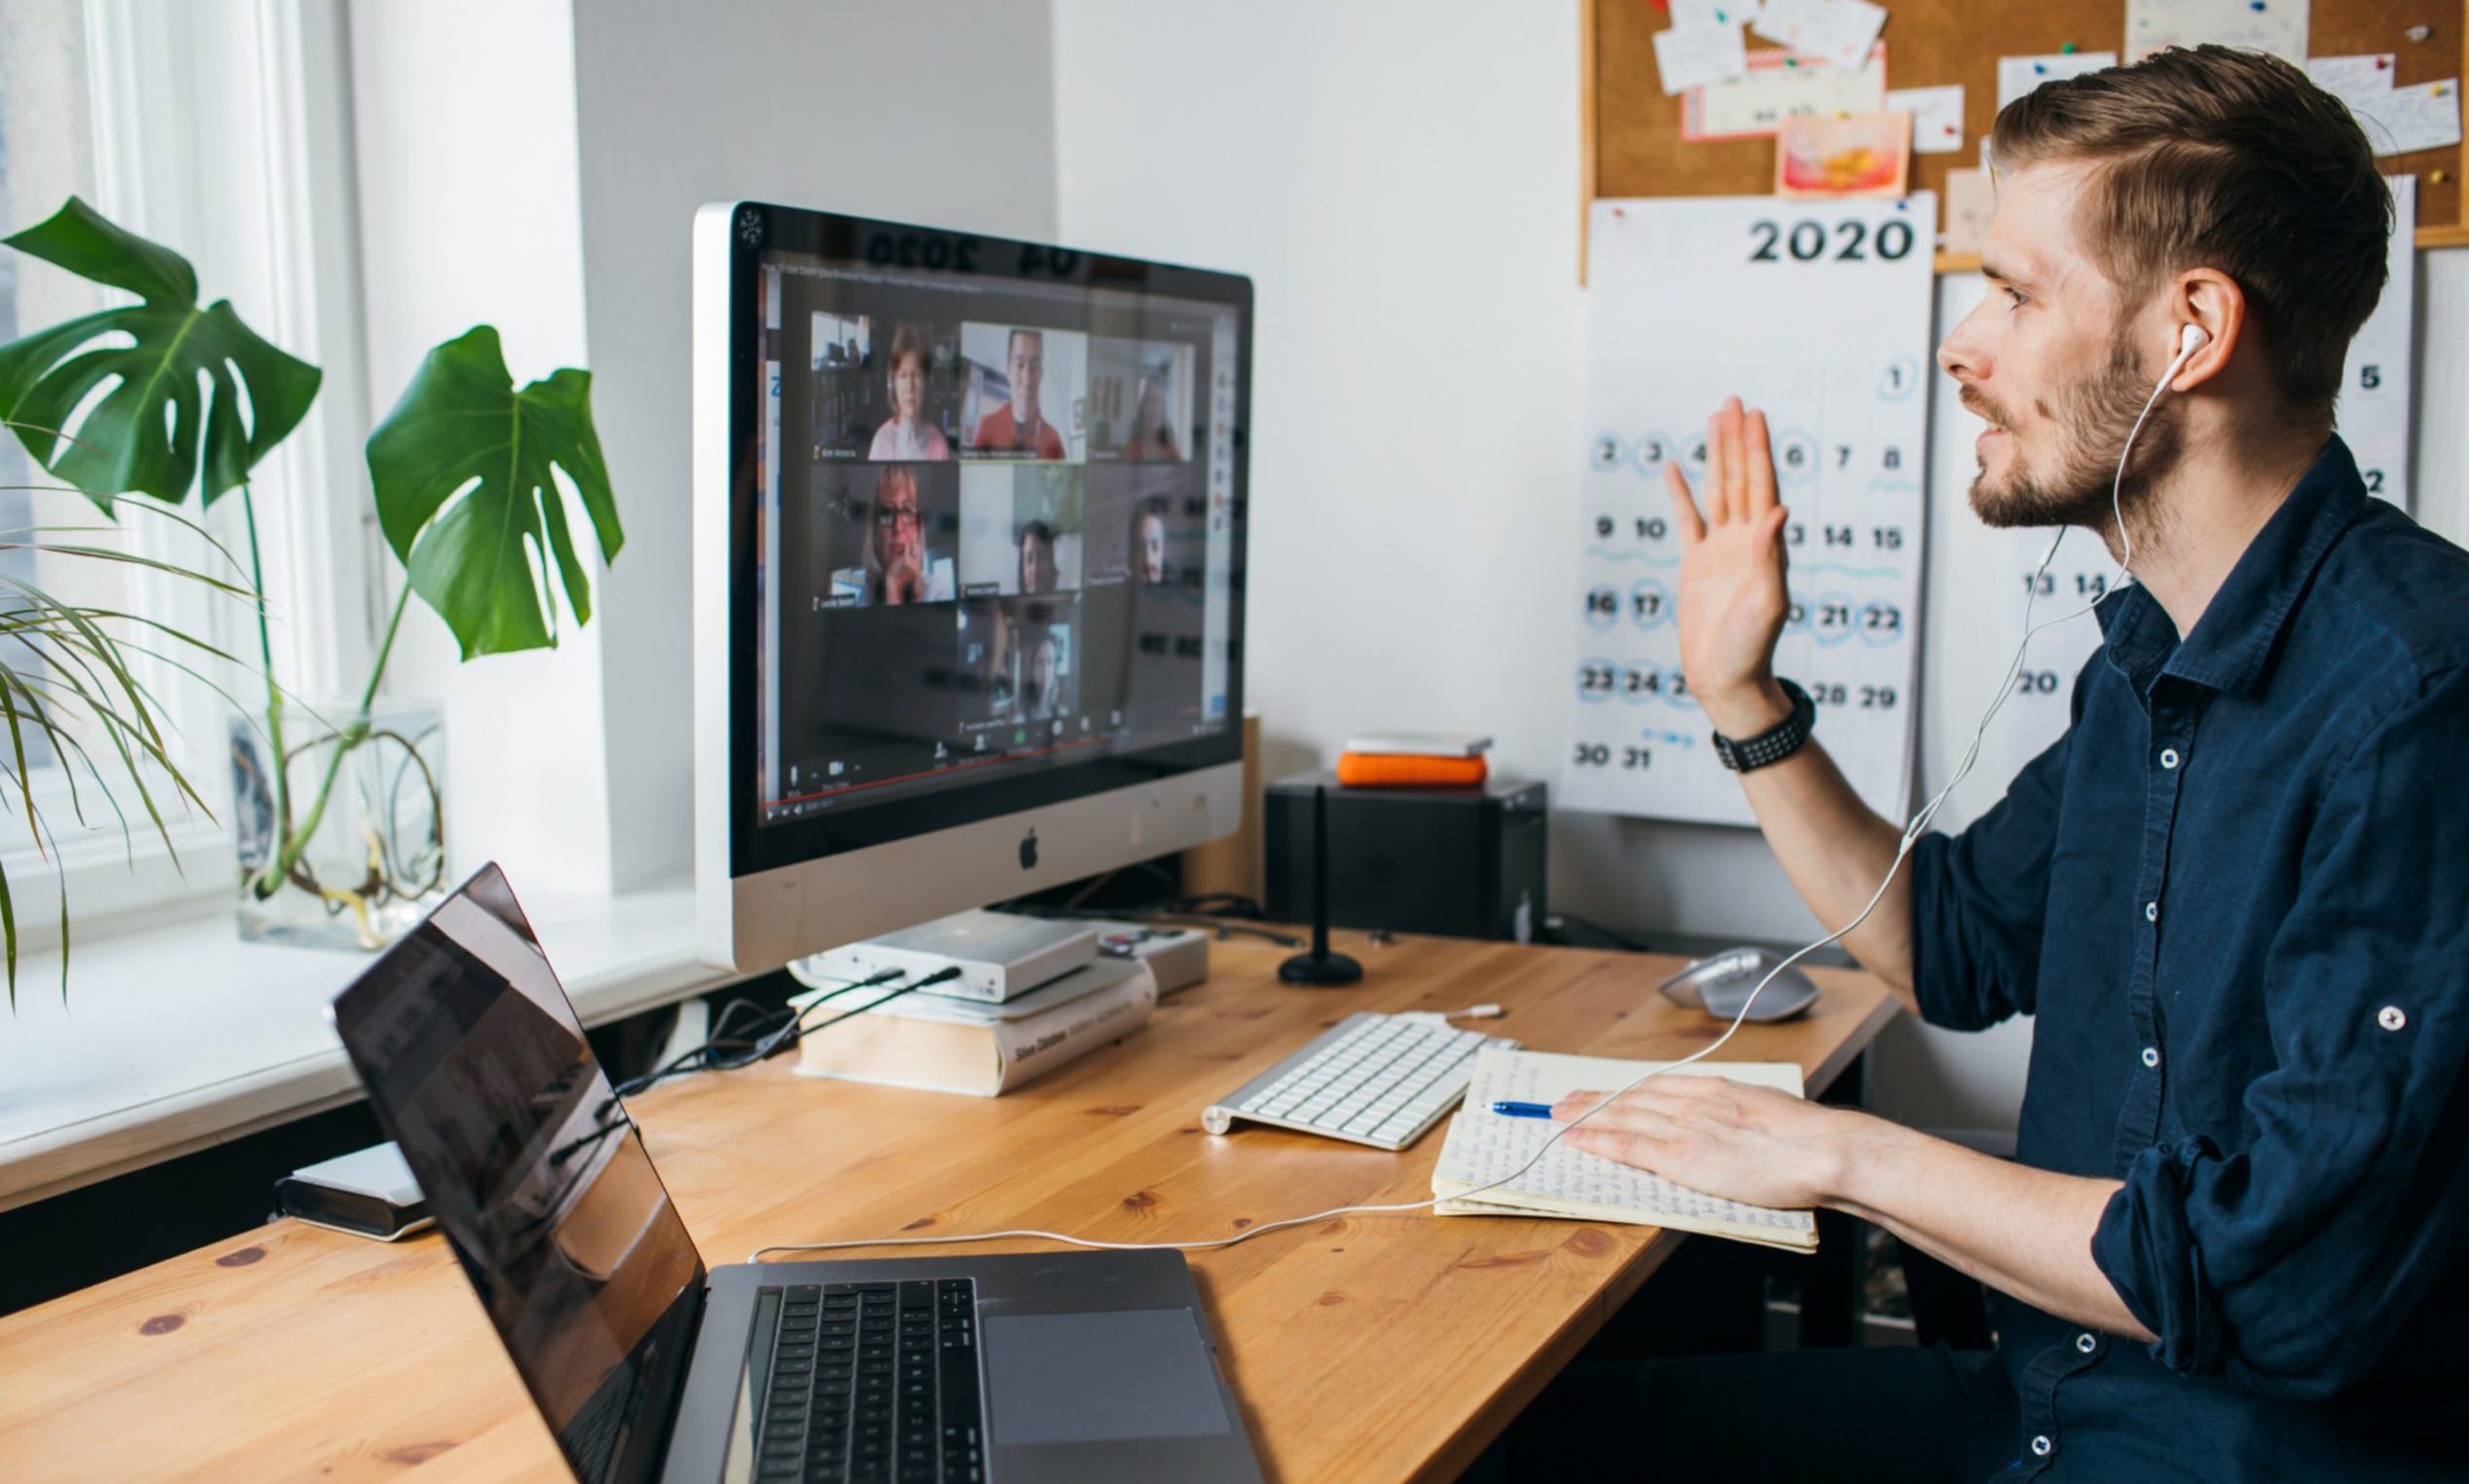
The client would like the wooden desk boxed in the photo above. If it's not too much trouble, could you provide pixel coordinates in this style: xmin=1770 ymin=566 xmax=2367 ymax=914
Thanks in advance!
xmin=0 ymin=932 xmax=1897 ymax=1484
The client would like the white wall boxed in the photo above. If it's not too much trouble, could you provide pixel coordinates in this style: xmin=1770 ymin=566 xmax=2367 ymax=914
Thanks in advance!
xmin=343 ymin=0 xmax=1058 ymax=897
xmin=1054 ymin=0 xmax=2469 ymax=1130
xmin=568 ymin=0 xmax=1060 ymax=892
xmin=348 ymin=0 xmax=614 ymax=898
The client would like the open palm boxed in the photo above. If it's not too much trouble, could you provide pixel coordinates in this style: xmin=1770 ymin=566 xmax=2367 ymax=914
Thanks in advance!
xmin=1665 ymin=397 xmax=1791 ymax=736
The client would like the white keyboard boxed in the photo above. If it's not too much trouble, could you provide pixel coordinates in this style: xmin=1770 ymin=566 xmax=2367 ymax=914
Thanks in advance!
xmin=1199 ymin=1011 xmax=1518 ymax=1151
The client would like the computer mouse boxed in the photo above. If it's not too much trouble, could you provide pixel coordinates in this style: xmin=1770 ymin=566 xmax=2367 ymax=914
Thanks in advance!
xmin=1655 ymin=946 xmax=1821 ymax=1023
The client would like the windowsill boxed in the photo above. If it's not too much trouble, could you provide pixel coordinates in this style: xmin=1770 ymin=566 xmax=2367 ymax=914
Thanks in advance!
xmin=0 ymin=880 xmax=743 ymax=1213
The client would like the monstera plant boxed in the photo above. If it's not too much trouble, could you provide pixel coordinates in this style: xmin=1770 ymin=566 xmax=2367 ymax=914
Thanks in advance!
xmin=0 ymin=197 xmax=624 ymax=963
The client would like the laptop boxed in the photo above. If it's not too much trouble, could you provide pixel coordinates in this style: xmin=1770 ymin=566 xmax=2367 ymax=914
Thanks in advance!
xmin=331 ymin=863 xmax=1262 ymax=1484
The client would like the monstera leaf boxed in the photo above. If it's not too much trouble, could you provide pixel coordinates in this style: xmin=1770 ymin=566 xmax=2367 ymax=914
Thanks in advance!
xmin=366 ymin=325 xmax=625 ymax=659
xmin=0 ymin=197 xmax=321 ymax=508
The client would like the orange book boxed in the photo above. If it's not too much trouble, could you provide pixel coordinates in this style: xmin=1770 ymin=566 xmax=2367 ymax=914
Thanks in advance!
xmin=1335 ymin=752 xmax=1489 ymax=788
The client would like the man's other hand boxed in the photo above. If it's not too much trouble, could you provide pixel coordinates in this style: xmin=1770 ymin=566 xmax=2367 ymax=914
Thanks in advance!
xmin=1554 ymin=1075 xmax=1872 ymax=1211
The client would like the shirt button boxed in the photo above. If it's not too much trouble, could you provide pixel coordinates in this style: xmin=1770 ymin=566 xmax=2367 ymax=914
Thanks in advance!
xmin=2159 ymin=746 xmax=2181 ymax=769
xmin=2378 ymin=1006 xmax=2408 ymax=1032
xmin=2145 ymin=900 xmax=2158 ymax=924
xmin=2076 ymin=1332 xmax=2098 ymax=1353
xmin=2142 ymin=1046 xmax=2161 ymax=1069
xmin=2032 ymin=1434 xmax=2054 ymax=1457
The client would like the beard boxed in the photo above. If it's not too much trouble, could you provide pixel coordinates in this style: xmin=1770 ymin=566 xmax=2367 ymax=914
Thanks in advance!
xmin=1965 ymin=337 xmax=2184 ymax=543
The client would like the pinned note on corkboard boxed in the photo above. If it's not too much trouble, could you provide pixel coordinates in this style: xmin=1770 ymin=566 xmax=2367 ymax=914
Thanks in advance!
xmin=1577 ymin=0 xmax=2469 ymax=276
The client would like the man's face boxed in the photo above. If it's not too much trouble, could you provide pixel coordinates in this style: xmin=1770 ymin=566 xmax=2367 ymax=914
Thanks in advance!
xmin=1020 ymin=530 xmax=1055 ymax=593
xmin=1137 ymin=514 xmax=1166 ymax=583
xmin=1937 ymin=161 xmax=2183 ymax=533
xmin=1031 ymin=636 xmax=1058 ymax=697
xmin=1007 ymin=331 xmax=1044 ymax=424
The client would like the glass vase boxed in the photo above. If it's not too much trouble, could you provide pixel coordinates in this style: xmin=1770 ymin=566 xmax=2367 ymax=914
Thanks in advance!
xmin=231 ymin=698 xmax=447 ymax=950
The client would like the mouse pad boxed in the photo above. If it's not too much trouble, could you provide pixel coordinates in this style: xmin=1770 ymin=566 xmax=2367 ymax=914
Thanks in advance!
xmin=981 ymin=1308 xmax=1232 ymax=1446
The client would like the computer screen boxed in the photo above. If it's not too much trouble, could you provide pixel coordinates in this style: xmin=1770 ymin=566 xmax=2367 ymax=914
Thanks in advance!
xmin=746 ymin=228 xmax=1244 ymax=837
xmin=697 ymin=206 xmax=1250 ymax=969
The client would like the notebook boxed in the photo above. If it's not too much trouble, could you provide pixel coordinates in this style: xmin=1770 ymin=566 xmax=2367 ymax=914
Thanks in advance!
xmin=1429 ymin=1048 xmax=1819 ymax=1253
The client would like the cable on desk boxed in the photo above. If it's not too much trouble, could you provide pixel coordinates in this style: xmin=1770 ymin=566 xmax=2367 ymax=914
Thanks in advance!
xmin=614 ymin=967 xmax=925 ymax=1099
xmin=1542 ymin=911 xmax=1652 ymax=954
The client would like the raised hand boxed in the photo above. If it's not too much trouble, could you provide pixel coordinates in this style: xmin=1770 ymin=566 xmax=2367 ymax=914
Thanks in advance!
xmin=1665 ymin=397 xmax=1794 ymax=737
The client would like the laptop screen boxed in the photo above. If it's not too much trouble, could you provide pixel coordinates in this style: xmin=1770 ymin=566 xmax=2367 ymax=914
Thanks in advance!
xmin=332 ymin=864 xmax=705 ymax=1484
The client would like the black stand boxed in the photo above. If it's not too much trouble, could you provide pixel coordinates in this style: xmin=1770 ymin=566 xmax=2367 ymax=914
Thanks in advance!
xmin=1279 ymin=784 xmax=1362 ymax=986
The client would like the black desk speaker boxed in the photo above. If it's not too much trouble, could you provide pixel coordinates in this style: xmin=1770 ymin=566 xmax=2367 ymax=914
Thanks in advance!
xmin=1264 ymin=772 xmax=1547 ymax=943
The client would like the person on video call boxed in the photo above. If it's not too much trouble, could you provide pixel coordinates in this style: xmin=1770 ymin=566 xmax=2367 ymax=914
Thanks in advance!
xmin=973 ymin=328 xmax=1067 ymax=458
xmin=1500 ymin=49 xmax=2469 ymax=1484
xmin=1024 ymin=627 xmax=1066 ymax=722
xmin=864 ymin=467 xmax=949 ymax=605
xmin=1132 ymin=499 xmax=1170 ymax=586
xmin=1018 ymin=519 xmax=1059 ymax=594
xmin=868 ymin=323 xmax=951 ymax=461
xmin=1121 ymin=372 xmax=1182 ymax=461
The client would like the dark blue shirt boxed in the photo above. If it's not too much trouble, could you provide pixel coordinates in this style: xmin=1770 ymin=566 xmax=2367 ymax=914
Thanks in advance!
xmin=1908 ymin=438 xmax=2469 ymax=1481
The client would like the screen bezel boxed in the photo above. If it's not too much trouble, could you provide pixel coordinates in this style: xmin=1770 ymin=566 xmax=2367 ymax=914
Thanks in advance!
xmin=721 ymin=203 xmax=1252 ymax=881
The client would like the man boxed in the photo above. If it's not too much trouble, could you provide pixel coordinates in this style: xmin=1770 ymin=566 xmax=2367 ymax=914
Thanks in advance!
xmin=973 ymin=328 xmax=1067 ymax=458
xmin=1505 ymin=48 xmax=2469 ymax=1482
xmin=1018 ymin=518 xmax=1059 ymax=594
xmin=1132 ymin=499 xmax=1170 ymax=586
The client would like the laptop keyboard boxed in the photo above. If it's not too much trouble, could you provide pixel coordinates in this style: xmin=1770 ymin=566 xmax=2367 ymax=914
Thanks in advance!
xmin=756 ymin=1278 xmax=982 ymax=1483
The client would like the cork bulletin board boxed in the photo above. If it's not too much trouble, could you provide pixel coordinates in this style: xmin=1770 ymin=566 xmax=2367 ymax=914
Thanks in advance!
xmin=1579 ymin=0 xmax=2469 ymax=275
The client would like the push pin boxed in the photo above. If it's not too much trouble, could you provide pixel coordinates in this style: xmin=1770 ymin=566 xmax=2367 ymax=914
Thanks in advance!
xmin=2059 ymin=42 xmax=2077 ymax=55
xmin=2434 ymin=170 xmax=2452 ymax=185
xmin=2407 ymin=24 xmax=2431 ymax=43
xmin=2248 ymin=0 xmax=2264 ymax=12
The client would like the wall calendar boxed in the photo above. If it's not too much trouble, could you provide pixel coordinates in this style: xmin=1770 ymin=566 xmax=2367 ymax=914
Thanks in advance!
xmin=1566 ymin=195 xmax=1936 ymax=826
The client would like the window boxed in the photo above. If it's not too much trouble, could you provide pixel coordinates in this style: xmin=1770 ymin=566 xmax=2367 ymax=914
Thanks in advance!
xmin=0 ymin=0 xmax=377 ymax=935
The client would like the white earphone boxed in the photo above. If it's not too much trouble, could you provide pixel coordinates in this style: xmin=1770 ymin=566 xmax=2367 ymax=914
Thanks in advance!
xmin=2104 ymin=323 xmax=2209 ymax=576
xmin=2174 ymin=322 xmax=2210 ymax=367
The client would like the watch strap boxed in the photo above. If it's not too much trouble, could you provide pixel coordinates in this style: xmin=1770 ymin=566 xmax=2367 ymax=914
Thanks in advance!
xmin=1711 ymin=679 xmax=1815 ymax=773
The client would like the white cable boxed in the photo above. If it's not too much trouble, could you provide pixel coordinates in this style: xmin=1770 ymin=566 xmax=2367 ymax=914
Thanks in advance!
xmin=747 ymin=375 xmax=2187 ymax=1267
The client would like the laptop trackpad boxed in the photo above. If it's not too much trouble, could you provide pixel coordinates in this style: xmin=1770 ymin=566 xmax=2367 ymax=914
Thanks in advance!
xmin=981 ymin=1309 xmax=1232 ymax=1446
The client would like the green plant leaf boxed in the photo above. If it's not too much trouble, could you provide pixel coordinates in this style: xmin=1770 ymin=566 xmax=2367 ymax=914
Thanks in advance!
xmin=0 ymin=198 xmax=322 ymax=508
xmin=365 ymin=325 xmax=624 ymax=659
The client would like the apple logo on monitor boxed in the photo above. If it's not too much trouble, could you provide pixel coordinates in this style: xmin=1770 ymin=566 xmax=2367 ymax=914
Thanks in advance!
xmin=1018 ymin=828 xmax=1039 ymax=871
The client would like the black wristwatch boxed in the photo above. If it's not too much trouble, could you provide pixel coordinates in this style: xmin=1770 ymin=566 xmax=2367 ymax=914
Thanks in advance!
xmin=1711 ymin=678 xmax=1815 ymax=773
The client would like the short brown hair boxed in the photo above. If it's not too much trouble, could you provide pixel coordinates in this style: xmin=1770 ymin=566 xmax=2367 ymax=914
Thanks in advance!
xmin=1990 ymin=45 xmax=2390 ymax=413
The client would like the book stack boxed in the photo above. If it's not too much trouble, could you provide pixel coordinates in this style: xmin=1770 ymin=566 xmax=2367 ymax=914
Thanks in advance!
xmin=789 ymin=945 xmax=1158 ymax=1098
xmin=1334 ymin=731 xmax=1491 ymax=788
xmin=1429 ymin=1048 xmax=1819 ymax=1253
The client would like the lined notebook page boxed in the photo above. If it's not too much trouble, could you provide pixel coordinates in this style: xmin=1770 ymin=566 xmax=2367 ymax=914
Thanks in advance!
xmin=1430 ymin=1049 xmax=1817 ymax=1250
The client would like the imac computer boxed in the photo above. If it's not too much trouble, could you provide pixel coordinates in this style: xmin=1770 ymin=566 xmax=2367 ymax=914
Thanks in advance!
xmin=692 ymin=203 xmax=1251 ymax=971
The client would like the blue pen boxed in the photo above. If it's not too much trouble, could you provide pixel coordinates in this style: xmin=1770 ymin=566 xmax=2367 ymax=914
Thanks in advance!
xmin=1491 ymin=1100 xmax=1556 ymax=1120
